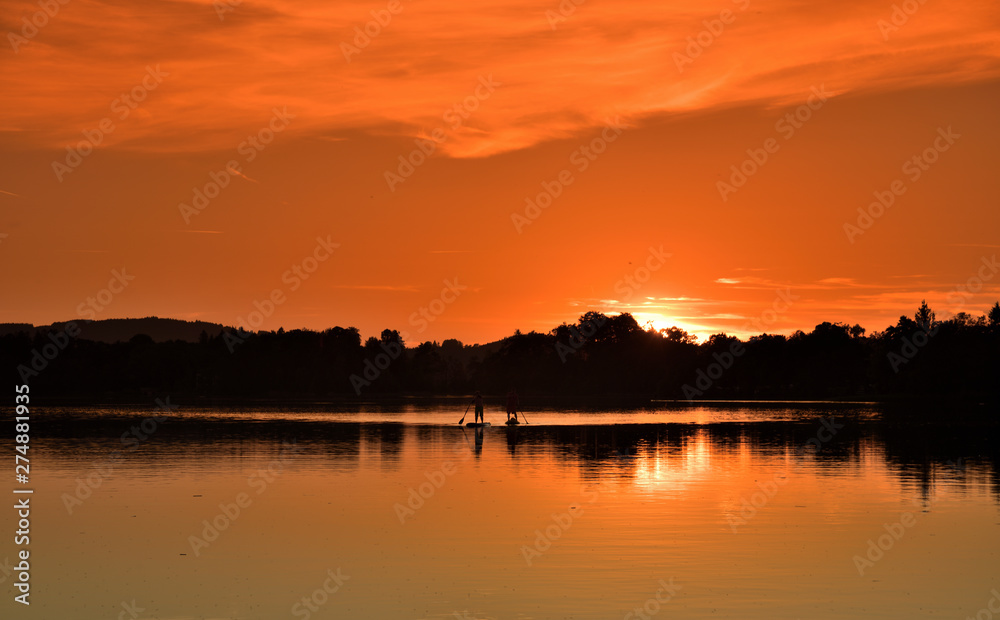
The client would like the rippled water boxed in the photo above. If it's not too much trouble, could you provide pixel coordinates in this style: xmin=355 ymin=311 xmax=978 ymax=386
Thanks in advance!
xmin=9 ymin=403 xmax=1000 ymax=619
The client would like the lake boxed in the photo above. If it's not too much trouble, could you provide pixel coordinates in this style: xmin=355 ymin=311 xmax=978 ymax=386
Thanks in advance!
xmin=10 ymin=401 xmax=1000 ymax=619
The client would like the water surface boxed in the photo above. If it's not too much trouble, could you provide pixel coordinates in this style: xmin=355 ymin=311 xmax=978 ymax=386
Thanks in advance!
xmin=8 ymin=403 xmax=1000 ymax=619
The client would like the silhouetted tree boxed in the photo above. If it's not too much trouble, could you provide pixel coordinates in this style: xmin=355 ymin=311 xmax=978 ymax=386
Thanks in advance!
xmin=989 ymin=302 xmax=1000 ymax=326
xmin=915 ymin=300 xmax=936 ymax=331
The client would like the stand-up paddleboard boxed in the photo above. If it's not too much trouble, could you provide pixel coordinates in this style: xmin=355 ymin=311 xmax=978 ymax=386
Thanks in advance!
xmin=465 ymin=422 xmax=491 ymax=427
xmin=505 ymin=418 xmax=521 ymax=425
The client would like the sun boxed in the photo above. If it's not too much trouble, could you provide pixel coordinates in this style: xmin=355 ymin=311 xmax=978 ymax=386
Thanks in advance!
xmin=626 ymin=311 xmax=713 ymax=343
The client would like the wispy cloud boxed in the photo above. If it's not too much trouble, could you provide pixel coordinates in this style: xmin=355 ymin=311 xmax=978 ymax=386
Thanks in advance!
xmin=713 ymin=275 xmax=794 ymax=289
xmin=2 ymin=0 xmax=997 ymax=157
xmin=333 ymin=285 xmax=420 ymax=292
xmin=227 ymin=166 xmax=259 ymax=184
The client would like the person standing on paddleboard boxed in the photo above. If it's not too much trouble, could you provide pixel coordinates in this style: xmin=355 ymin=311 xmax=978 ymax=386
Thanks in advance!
xmin=506 ymin=388 xmax=520 ymax=423
xmin=471 ymin=390 xmax=485 ymax=424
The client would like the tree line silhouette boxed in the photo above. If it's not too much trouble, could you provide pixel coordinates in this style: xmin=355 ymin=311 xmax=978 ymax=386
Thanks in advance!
xmin=3 ymin=301 xmax=998 ymax=402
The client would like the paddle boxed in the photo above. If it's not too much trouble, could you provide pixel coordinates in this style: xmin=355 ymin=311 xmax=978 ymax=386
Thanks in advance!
xmin=520 ymin=410 xmax=529 ymax=424
xmin=459 ymin=401 xmax=471 ymax=425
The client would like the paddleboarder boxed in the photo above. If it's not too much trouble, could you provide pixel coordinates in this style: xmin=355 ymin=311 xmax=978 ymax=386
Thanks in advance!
xmin=471 ymin=390 xmax=485 ymax=424
xmin=506 ymin=388 xmax=520 ymax=423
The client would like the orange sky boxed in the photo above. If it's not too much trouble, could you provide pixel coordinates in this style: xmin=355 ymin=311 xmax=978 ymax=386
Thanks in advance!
xmin=1 ymin=0 xmax=999 ymax=344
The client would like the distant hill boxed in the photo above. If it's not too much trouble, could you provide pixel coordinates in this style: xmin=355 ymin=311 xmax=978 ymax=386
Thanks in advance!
xmin=0 ymin=323 xmax=33 ymax=336
xmin=0 ymin=317 xmax=227 ymax=343
xmin=0 ymin=317 xmax=507 ymax=350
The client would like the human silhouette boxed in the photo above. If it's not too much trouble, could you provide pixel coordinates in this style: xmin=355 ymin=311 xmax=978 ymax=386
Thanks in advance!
xmin=470 ymin=390 xmax=485 ymax=424
xmin=506 ymin=388 xmax=520 ymax=423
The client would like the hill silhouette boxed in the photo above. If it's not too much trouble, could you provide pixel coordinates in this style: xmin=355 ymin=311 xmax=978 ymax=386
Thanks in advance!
xmin=3 ymin=301 xmax=998 ymax=403
xmin=0 ymin=317 xmax=225 ymax=343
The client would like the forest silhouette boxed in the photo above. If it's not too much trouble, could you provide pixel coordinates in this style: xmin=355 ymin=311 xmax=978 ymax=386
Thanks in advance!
xmin=4 ymin=301 xmax=998 ymax=402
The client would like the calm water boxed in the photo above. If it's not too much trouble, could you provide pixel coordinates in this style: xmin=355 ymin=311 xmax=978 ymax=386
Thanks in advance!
xmin=6 ymin=403 xmax=1000 ymax=619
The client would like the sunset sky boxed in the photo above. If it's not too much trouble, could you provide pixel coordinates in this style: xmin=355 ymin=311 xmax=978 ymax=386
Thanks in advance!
xmin=1 ymin=0 xmax=998 ymax=344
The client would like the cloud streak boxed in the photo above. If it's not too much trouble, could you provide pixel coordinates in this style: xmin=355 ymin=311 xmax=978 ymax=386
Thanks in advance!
xmin=332 ymin=284 xmax=420 ymax=292
xmin=1 ymin=0 xmax=997 ymax=157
